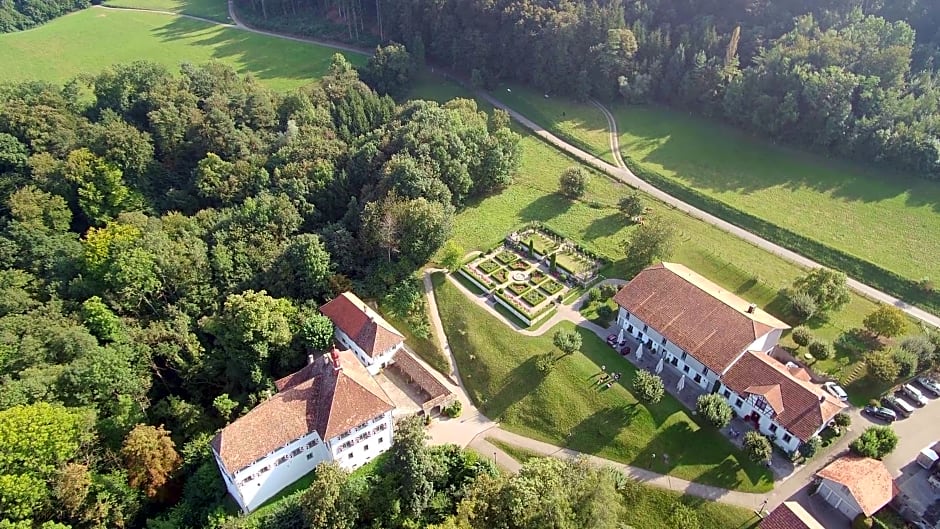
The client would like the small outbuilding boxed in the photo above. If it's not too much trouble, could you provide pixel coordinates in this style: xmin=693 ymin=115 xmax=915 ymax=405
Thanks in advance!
xmin=815 ymin=456 xmax=897 ymax=520
xmin=760 ymin=501 xmax=826 ymax=529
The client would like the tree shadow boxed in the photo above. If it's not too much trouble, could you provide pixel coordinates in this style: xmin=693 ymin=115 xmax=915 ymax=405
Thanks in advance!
xmin=517 ymin=193 xmax=572 ymax=223
xmin=564 ymin=404 xmax=640 ymax=455
xmin=481 ymin=354 xmax=548 ymax=419
xmin=583 ymin=211 xmax=627 ymax=242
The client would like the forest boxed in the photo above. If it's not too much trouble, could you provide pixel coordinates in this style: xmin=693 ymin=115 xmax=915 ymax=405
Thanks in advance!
xmin=0 ymin=52 xmax=521 ymax=527
xmin=0 ymin=0 xmax=88 ymax=32
xmin=236 ymin=0 xmax=940 ymax=180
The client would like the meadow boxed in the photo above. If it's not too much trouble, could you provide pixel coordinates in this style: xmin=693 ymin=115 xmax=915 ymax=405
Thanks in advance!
xmin=104 ymin=0 xmax=230 ymax=22
xmin=0 ymin=7 xmax=364 ymax=91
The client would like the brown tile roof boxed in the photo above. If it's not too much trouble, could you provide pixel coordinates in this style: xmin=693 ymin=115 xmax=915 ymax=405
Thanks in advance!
xmin=390 ymin=350 xmax=450 ymax=401
xmin=320 ymin=292 xmax=404 ymax=358
xmin=723 ymin=351 xmax=846 ymax=441
xmin=760 ymin=502 xmax=826 ymax=529
xmin=817 ymin=456 xmax=897 ymax=517
xmin=613 ymin=263 xmax=789 ymax=373
xmin=211 ymin=348 xmax=394 ymax=475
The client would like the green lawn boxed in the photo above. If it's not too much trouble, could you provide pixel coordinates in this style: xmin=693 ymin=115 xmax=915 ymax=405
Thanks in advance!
xmin=433 ymin=273 xmax=774 ymax=493
xmin=378 ymin=304 xmax=450 ymax=376
xmin=489 ymin=439 xmax=760 ymax=529
xmin=104 ymin=0 xmax=230 ymax=22
xmin=0 ymin=8 xmax=365 ymax=91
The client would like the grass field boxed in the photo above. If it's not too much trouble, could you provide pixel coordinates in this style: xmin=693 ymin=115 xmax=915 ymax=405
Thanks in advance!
xmin=489 ymin=439 xmax=760 ymax=529
xmin=104 ymin=0 xmax=230 ymax=22
xmin=0 ymin=8 xmax=364 ymax=91
xmin=433 ymin=273 xmax=774 ymax=493
xmin=488 ymin=85 xmax=940 ymax=297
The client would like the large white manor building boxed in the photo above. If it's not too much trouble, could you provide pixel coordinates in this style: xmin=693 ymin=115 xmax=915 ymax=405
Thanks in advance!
xmin=613 ymin=262 xmax=845 ymax=453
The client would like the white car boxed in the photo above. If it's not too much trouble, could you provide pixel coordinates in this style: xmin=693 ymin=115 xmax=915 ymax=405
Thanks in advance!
xmin=916 ymin=376 xmax=940 ymax=397
xmin=823 ymin=381 xmax=848 ymax=401
xmin=902 ymin=384 xmax=929 ymax=406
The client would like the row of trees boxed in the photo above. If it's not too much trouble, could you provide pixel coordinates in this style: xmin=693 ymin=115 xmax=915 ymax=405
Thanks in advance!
xmin=0 ymin=0 xmax=87 ymax=32
xmin=0 ymin=56 xmax=520 ymax=527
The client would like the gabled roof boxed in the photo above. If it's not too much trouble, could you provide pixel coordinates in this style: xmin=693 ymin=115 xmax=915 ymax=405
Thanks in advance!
xmin=817 ymin=456 xmax=897 ymax=517
xmin=613 ymin=263 xmax=789 ymax=373
xmin=723 ymin=351 xmax=846 ymax=441
xmin=320 ymin=292 xmax=404 ymax=358
xmin=211 ymin=348 xmax=394 ymax=475
xmin=760 ymin=502 xmax=826 ymax=529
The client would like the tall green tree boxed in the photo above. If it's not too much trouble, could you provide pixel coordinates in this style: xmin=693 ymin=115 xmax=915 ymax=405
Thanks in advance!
xmin=121 ymin=424 xmax=181 ymax=499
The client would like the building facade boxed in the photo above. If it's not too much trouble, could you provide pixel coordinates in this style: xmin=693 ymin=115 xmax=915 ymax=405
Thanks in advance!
xmin=320 ymin=292 xmax=405 ymax=375
xmin=211 ymin=348 xmax=395 ymax=512
xmin=816 ymin=456 xmax=897 ymax=520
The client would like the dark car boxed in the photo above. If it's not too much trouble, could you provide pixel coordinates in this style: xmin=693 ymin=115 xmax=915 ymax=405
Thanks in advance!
xmin=863 ymin=405 xmax=897 ymax=422
xmin=882 ymin=395 xmax=914 ymax=418
xmin=606 ymin=334 xmax=618 ymax=346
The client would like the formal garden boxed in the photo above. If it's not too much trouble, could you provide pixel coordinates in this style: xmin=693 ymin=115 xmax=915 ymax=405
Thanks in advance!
xmin=458 ymin=226 xmax=603 ymax=326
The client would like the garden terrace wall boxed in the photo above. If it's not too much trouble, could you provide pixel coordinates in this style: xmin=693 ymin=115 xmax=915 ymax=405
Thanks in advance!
xmin=458 ymin=266 xmax=493 ymax=294
xmin=493 ymin=290 xmax=555 ymax=327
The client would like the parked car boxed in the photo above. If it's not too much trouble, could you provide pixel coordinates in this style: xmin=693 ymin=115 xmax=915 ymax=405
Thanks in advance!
xmin=606 ymin=334 xmax=618 ymax=346
xmin=882 ymin=395 xmax=914 ymax=418
xmin=901 ymin=384 xmax=929 ymax=406
xmin=916 ymin=376 xmax=940 ymax=397
xmin=823 ymin=381 xmax=848 ymax=401
xmin=863 ymin=405 xmax=897 ymax=422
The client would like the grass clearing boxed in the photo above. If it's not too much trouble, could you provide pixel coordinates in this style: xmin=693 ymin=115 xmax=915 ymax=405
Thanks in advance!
xmin=488 ymin=438 xmax=542 ymax=464
xmin=104 ymin=0 xmax=230 ymax=22
xmin=377 ymin=307 xmax=449 ymax=376
xmin=433 ymin=272 xmax=774 ymax=493
xmin=0 ymin=8 xmax=365 ymax=91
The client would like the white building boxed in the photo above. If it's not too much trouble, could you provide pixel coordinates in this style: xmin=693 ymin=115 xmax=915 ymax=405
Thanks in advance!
xmin=320 ymin=292 xmax=405 ymax=376
xmin=211 ymin=348 xmax=395 ymax=512
xmin=613 ymin=262 xmax=844 ymax=453
xmin=816 ymin=456 xmax=896 ymax=520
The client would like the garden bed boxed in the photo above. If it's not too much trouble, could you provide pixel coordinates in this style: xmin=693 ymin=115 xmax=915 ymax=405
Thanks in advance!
xmin=510 ymin=260 xmax=529 ymax=270
xmin=522 ymin=289 xmax=546 ymax=307
xmin=555 ymin=251 xmax=591 ymax=275
xmin=492 ymin=268 xmax=509 ymax=283
xmin=496 ymin=250 xmax=519 ymax=265
xmin=507 ymin=283 xmax=529 ymax=295
xmin=541 ymin=279 xmax=564 ymax=295
xmin=478 ymin=260 xmax=500 ymax=274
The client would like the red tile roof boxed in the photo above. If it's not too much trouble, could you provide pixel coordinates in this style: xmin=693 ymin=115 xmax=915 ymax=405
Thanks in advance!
xmin=817 ymin=456 xmax=897 ymax=517
xmin=211 ymin=348 xmax=394 ymax=475
xmin=760 ymin=502 xmax=825 ymax=529
xmin=722 ymin=351 xmax=846 ymax=441
xmin=320 ymin=292 xmax=404 ymax=358
xmin=613 ymin=263 xmax=789 ymax=373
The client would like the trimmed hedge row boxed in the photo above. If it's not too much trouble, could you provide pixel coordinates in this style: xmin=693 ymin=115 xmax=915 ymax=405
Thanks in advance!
xmin=624 ymin=157 xmax=940 ymax=317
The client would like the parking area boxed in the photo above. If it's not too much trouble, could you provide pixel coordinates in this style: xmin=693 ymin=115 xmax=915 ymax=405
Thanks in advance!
xmin=374 ymin=369 xmax=426 ymax=416
xmin=894 ymin=461 xmax=940 ymax=528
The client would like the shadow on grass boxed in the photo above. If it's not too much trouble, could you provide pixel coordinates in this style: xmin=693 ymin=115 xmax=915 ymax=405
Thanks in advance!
xmin=583 ymin=211 xmax=626 ymax=242
xmin=481 ymin=354 xmax=548 ymax=419
xmin=518 ymin=193 xmax=572 ymax=223
xmin=565 ymin=404 xmax=640 ymax=455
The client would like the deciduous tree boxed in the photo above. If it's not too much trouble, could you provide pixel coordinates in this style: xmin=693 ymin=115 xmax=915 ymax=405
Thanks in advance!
xmin=863 ymin=304 xmax=906 ymax=338
xmin=121 ymin=424 xmax=182 ymax=498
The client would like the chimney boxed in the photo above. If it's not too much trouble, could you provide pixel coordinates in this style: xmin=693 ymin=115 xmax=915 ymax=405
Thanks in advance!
xmin=330 ymin=348 xmax=342 ymax=372
xmin=819 ymin=394 xmax=826 ymax=403
xmin=307 ymin=354 xmax=315 ymax=365
xmin=746 ymin=303 xmax=757 ymax=314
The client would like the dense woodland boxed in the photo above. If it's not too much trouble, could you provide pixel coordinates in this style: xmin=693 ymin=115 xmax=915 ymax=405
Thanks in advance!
xmin=0 ymin=0 xmax=88 ymax=32
xmin=237 ymin=0 xmax=940 ymax=180
xmin=0 ymin=54 xmax=520 ymax=527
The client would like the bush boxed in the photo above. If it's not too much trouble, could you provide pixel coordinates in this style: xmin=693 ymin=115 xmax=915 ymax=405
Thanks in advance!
xmin=787 ymin=290 xmax=818 ymax=320
xmin=834 ymin=413 xmax=851 ymax=427
xmin=696 ymin=394 xmax=733 ymax=429
xmin=892 ymin=348 xmax=919 ymax=378
xmin=632 ymin=371 xmax=664 ymax=404
xmin=792 ymin=326 xmax=813 ymax=347
xmin=588 ymin=287 xmax=602 ymax=301
xmin=863 ymin=304 xmax=906 ymax=338
xmin=444 ymin=400 xmax=462 ymax=418
xmin=800 ymin=436 xmax=823 ymax=458
xmin=808 ymin=340 xmax=833 ymax=360
xmin=559 ymin=166 xmax=588 ymax=198
xmin=899 ymin=334 xmax=937 ymax=366
xmin=535 ymin=352 xmax=555 ymax=373
xmin=866 ymin=351 xmax=901 ymax=384
xmin=600 ymin=283 xmax=619 ymax=299
xmin=669 ymin=503 xmax=700 ymax=529
xmin=853 ymin=514 xmax=874 ymax=529
xmin=850 ymin=426 xmax=898 ymax=459
xmin=596 ymin=304 xmax=614 ymax=322
xmin=743 ymin=432 xmax=773 ymax=463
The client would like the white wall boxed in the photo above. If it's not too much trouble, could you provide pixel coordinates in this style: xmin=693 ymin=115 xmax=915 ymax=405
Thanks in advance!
xmin=617 ymin=308 xmax=715 ymax=390
xmin=818 ymin=479 xmax=864 ymax=519
xmin=334 ymin=328 xmax=402 ymax=375
xmin=718 ymin=383 xmax=802 ymax=453
xmin=328 ymin=411 xmax=395 ymax=471
xmin=217 ymin=430 xmax=331 ymax=513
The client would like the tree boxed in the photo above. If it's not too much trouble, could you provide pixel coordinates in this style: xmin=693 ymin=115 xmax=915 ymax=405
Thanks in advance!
xmin=624 ymin=215 xmax=676 ymax=270
xmin=808 ymin=340 xmax=833 ymax=360
xmin=850 ymin=426 xmax=898 ymax=459
xmin=271 ymin=233 xmax=333 ymax=300
xmin=362 ymin=43 xmax=416 ymax=97
xmin=63 ymin=148 xmax=140 ymax=226
xmin=863 ymin=304 xmax=906 ymax=338
xmin=792 ymin=326 xmax=813 ymax=347
xmin=633 ymin=371 xmax=664 ymax=403
xmin=791 ymin=268 xmax=851 ymax=315
xmin=553 ymin=329 xmax=582 ymax=355
xmin=299 ymin=312 xmax=334 ymax=352
xmin=212 ymin=394 xmax=238 ymax=421
xmin=866 ymin=351 xmax=900 ymax=384
xmin=0 ymin=403 xmax=87 ymax=477
xmin=558 ymin=167 xmax=588 ymax=198
xmin=618 ymin=192 xmax=644 ymax=220
xmin=439 ymin=240 xmax=465 ymax=272
xmin=80 ymin=295 xmax=124 ymax=343
xmin=387 ymin=415 xmax=433 ymax=519
xmin=892 ymin=348 xmax=918 ymax=378
xmin=743 ymin=431 xmax=772 ymax=463
xmin=299 ymin=463 xmax=359 ymax=529
xmin=121 ymin=424 xmax=182 ymax=498
xmin=834 ymin=413 xmax=852 ymax=428
xmin=787 ymin=290 xmax=818 ymax=320
xmin=800 ymin=436 xmax=822 ymax=458
xmin=696 ymin=393 xmax=732 ymax=428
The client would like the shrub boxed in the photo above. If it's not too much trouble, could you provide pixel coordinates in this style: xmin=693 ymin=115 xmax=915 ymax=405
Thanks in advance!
xmin=601 ymin=283 xmax=619 ymax=299
xmin=852 ymin=514 xmax=874 ymax=529
xmin=632 ymin=371 xmax=664 ymax=404
xmin=892 ymin=348 xmax=918 ymax=378
xmin=743 ymin=432 xmax=772 ymax=463
xmin=834 ymin=413 xmax=851 ymax=427
xmin=588 ymin=287 xmax=602 ymax=301
xmin=669 ymin=503 xmax=700 ymax=529
xmin=618 ymin=192 xmax=644 ymax=220
xmin=791 ymin=326 xmax=813 ymax=347
xmin=850 ymin=426 xmax=898 ymax=459
xmin=866 ymin=351 xmax=901 ymax=384
xmin=444 ymin=400 xmax=462 ymax=418
xmin=800 ymin=436 xmax=823 ymax=458
xmin=787 ymin=290 xmax=818 ymax=320
xmin=559 ymin=166 xmax=588 ymax=198
xmin=596 ymin=304 xmax=614 ymax=322
xmin=696 ymin=394 xmax=732 ymax=429
xmin=552 ymin=330 xmax=582 ymax=355
xmin=808 ymin=340 xmax=833 ymax=360
xmin=899 ymin=334 xmax=937 ymax=366
xmin=535 ymin=353 xmax=555 ymax=373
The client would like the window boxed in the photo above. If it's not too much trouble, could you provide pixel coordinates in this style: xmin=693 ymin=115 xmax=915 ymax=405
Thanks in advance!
xmin=683 ymin=366 xmax=689 ymax=373
xmin=722 ymin=390 xmax=731 ymax=398
xmin=291 ymin=447 xmax=303 ymax=457
xmin=363 ymin=445 xmax=369 ymax=451
xmin=661 ymin=337 xmax=667 ymax=345
xmin=348 ymin=453 xmax=354 ymax=459
xmin=754 ymin=397 xmax=767 ymax=412
xmin=680 ymin=351 xmax=687 ymax=360
xmin=627 ymin=325 xmax=633 ymax=333
xmin=734 ymin=398 xmax=743 ymax=408
xmin=782 ymin=434 xmax=792 ymax=442
xmin=378 ymin=437 xmax=383 ymax=444
xmin=306 ymin=453 xmax=314 ymax=460
xmin=769 ymin=424 xmax=778 ymax=433
xmin=624 ymin=311 xmax=630 ymax=318
xmin=642 ymin=324 xmax=648 ymax=332
xmin=306 ymin=439 xmax=319 ymax=448
xmin=693 ymin=374 xmax=702 ymax=383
